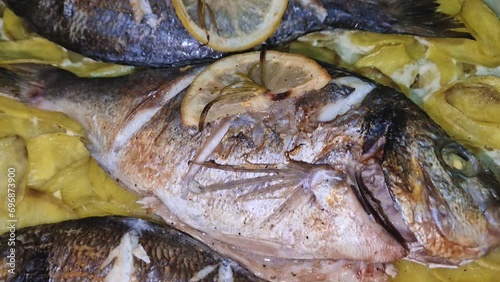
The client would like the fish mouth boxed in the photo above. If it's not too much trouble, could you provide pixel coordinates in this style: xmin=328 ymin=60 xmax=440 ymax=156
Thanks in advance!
xmin=348 ymin=162 xmax=416 ymax=246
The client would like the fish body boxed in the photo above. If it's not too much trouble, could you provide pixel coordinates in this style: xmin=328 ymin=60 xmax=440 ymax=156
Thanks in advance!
xmin=0 ymin=216 xmax=262 ymax=281
xmin=0 ymin=61 xmax=498 ymax=281
xmin=4 ymin=0 xmax=468 ymax=67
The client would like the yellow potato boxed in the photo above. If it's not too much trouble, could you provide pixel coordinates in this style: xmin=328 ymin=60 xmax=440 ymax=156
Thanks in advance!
xmin=89 ymin=158 xmax=146 ymax=214
xmin=476 ymin=249 xmax=500 ymax=271
xmin=445 ymin=82 xmax=500 ymax=124
xmin=16 ymin=188 xmax=77 ymax=230
xmin=0 ymin=113 xmax=66 ymax=139
xmin=74 ymin=200 xmax=149 ymax=219
xmin=26 ymin=133 xmax=89 ymax=188
xmin=0 ymin=136 xmax=28 ymax=217
xmin=391 ymin=260 xmax=438 ymax=282
xmin=41 ymin=157 xmax=95 ymax=208
xmin=1 ymin=9 xmax=32 ymax=41
xmin=424 ymin=76 xmax=500 ymax=149
xmin=431 ymin=261 xmax=498 ymax=282
xmin=348 ymin=32 xmax=426 ymax=60
xmin=425 ymin=44 xmax=462 ymax=88
xmin=355 ymin=44 xmax=418 ymax=91
xmin=0 ymin=9 xmax=135 ymax=78
xmin=0 ymin=96 xmax=84 ymax=135
xmin=426 ymin=38 xmax=500 ymax=67
xmin=460 ymin=0 xmax=500 ymax=57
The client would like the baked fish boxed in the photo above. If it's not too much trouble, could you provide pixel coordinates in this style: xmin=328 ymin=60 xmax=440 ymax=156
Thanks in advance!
xmin=3 ymin=0 xmax=469 ymax=67
xmin=0 ymin=216 xmax=262 ymax=281
xmin=0 ymin=60 xmax=498 ymax=281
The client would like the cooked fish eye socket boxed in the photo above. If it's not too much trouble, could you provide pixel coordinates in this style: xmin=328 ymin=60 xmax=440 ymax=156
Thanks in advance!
xmin=441 ymin=144 xmax=479 ymax=177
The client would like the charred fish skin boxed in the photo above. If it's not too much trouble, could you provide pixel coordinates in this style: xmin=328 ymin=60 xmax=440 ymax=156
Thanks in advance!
xmin=0 ymin=62 xmax=498 ymax=281
xmin=3 ymin=0 xmax=224 ymax=67
xmin=0 ymin=217 xmax=262 ymax=282
xmin=5 ymin=0 xmax=468 ymax=67
xmin=268 ymin=0 xmax=470 ymax=45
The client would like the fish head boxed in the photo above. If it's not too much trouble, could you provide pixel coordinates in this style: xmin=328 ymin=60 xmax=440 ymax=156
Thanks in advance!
xmin=372 ymin=93 xmax=500 ymax=265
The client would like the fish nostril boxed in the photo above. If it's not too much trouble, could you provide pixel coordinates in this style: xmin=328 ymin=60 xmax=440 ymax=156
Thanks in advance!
xmin=440 ymin=143 xmax=479 ymax=177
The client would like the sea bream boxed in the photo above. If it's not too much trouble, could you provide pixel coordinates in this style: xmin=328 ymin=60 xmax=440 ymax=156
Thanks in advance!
xmin=3 ymin=0 xmax=470 ymax=67
xmin=0 ymin=56 xmax=498 ymax=281
xmin=0 ymin=216 xmax=263 ymax=281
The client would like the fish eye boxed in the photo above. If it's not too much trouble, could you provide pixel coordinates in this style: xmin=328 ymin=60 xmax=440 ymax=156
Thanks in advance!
xmin=441 ymin=144 xmax=479 ymax=177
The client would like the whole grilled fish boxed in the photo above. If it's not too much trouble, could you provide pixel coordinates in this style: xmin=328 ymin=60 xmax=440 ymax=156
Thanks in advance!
xmin=0 ymin=216 xmax=262 ymax=281
xmin=0 ymin=60 xmax=498 ymax=281
xmin=4 ymin=0 xmax=469 ymax=67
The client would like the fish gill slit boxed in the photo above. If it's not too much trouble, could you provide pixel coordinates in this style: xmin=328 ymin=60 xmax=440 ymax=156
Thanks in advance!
xmin=183 ymin=119 xmax=232 ymax=198
xmin=113 ymin=71 xmax=199 ymax=154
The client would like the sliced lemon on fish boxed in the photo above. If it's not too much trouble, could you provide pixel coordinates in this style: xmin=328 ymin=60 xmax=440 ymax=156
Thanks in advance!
xmin=172 ymin=0 xmax=288 ymax=52
xmin=181 ymin=50 xmax=331 ymax=129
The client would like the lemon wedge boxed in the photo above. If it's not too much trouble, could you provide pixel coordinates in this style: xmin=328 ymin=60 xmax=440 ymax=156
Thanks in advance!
xmin=172 ymin=0 xmax=288 ymax=52
xmin=181 ymin=50 xmax=331 ymax=129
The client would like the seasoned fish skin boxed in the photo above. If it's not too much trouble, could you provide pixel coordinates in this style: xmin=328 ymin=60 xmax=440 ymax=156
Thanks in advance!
xmin=4 ymin=0 xmax=468 ymax=67
xmin=4 ymin=0 xmax=224 ymax=67
xmin=0 ymin=61 xmax=498 ymax=281
xmin=0 ymin=216 xmax=262 ymax=281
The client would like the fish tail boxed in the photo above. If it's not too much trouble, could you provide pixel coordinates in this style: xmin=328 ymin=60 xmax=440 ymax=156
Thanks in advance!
xmin=323 ymin=0 xmax=471 ymax=38
xmin=0 ymin=64 xmax=73 ymax=104
xmin=392 ymin=0 xmax=470 ymax=38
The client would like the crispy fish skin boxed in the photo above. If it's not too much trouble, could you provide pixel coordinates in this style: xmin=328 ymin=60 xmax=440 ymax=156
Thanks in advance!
xmin=0 ymin=62 xmax=498 ymax=281
xmin=3 ymin=0 xmax=224 ymax=67
xmin=0 ymin=216 xmax=262 ymax=282
xmin=4 ymin=0 xmax=468 ymax=67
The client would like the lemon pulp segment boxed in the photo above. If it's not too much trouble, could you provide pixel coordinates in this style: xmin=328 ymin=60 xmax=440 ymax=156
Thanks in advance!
xmin=181 ymin=50 xmax=331 ymax=129
xmin=173 ymin=0 xmax=288 ymax=51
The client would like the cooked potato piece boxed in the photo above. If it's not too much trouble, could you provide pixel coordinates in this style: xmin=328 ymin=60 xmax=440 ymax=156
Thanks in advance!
xmin=89 ymin=158 xmax=146 ymax=213
xmin=461 ymin=0 xmax=500 ymax=57
xmin=445 ymin=79 xmax=500 ymax=124
xmin=0 ymin=96 xmax=84 ymax=135
xmin=424 ymin=76 xmax=500 ymax=149
xmin=16 ymin=188 xmax=77 ymax=230
xmin=26 ymin=133 xmax=89 ymax=188
xmin=0 ymin=136 xmax=28 ymax=216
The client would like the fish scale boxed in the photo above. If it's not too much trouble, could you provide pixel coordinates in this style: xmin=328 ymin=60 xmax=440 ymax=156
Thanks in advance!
xmin=4 ymin=0 xmax=471 ymax=67
xmin=0 ymin=217 xmax=261 ymax=281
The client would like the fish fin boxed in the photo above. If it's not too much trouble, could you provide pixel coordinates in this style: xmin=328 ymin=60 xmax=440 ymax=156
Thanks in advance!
xmin=390 ymin=0 xmax=471 ymax=38
xmin=323 ymin=0 xmax=471 ymax=38
xmin=262 ymin=187 xmax=314 ymax=227
xmin=194 ymin=160 xmax=308 ymax=195
xmin=238 ymin=179 xmax=300 ymax=200
xmin=197 ymin=175 xmax=286 ymax=193
xmin=0 ymin=64 xmax=75 ymax=103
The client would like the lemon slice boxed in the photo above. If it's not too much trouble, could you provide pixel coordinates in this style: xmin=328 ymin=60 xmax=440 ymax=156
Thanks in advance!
xmin=172 ymin=0 xmax=288 ymax=52
xmin=181 ymin=50 xmax=332 ymax=129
